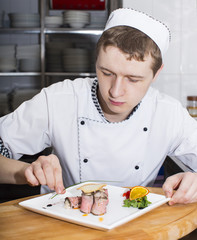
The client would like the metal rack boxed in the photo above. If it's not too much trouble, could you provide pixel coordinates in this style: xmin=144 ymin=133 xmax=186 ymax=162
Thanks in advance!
xmin=0 ymin=0 xmax=122 ymax=89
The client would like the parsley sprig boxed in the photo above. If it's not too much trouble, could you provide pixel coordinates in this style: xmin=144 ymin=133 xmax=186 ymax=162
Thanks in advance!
xmin=123 ymin=196 xmax=151 ymax=209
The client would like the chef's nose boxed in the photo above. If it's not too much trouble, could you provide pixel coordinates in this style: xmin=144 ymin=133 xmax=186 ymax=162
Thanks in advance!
xmin=109 ymin=77 xmax=125 ymax=98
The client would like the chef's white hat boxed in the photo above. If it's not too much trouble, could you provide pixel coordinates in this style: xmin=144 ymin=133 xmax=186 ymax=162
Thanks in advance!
xmin=104 ymin=8 xmax=171 ymax=57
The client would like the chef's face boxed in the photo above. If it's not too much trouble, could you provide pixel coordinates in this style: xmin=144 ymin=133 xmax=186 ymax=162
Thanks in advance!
xmin=96 ymin=46 xmax=162 ymax=122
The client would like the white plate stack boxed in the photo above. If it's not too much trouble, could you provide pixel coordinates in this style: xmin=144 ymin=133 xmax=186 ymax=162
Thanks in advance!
xmin=17 ymin=44 xmax=41 ymax=72
xmin=46 ymin=41 xmax=72 ymax=72
xmin=63 ymin=48 xmax=90 ymax=72
xmin=63 ymin=11 xmax=90 ymax=28
xmin=12 ymin=89 xmax=40 ymax=110
xmin=88 ymin=11 xmax=107 ymax=29
xmin=19 ymin=58 xmax=41 ymax=72
xmin=9 ymin=13 xmax=40 ymax=28
xmin=0 ymin=45 xmax=16 ymax=72
xmin=45 ymin=15 xmax=63 ymax=28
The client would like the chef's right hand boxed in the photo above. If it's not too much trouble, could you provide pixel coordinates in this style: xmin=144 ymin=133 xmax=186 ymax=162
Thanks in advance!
xmin=24 ymin=154 xmax=65 ymax=194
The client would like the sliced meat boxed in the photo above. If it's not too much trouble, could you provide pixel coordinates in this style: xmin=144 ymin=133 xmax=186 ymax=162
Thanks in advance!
xmin=91 ymin=189 xmax=108 ymax=215
xmin=64 ymin=196 xmax=82 ymax=209
xmin=80 ymin=192 xmax=93 ymax=214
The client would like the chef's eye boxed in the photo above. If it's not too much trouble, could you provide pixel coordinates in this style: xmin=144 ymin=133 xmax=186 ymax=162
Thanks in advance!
xmin=102 ymin=71 xmax=112 ymax=76
xmin=128 ymin=78 xmax=139 ymax=83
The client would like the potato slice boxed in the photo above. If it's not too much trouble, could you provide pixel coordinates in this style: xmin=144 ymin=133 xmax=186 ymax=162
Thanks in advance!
xmin=77 ymin=183 xmax=106 ymax=193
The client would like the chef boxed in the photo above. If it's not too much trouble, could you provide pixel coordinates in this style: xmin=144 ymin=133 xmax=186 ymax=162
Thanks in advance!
xmin=0 ymin=8 xmax=197 ymax=205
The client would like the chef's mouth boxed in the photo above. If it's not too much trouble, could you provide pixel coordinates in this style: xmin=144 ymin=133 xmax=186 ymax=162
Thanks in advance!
xmin=109 ymin=99 xmax=125 ymax=106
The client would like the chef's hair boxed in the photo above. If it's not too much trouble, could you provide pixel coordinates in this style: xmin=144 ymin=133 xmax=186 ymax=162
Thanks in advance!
xmin=96 ymin=26 xmax=162 ymax=76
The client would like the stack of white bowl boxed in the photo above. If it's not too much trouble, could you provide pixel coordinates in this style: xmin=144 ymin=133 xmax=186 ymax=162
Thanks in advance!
xmin=63 ymin=48 xmax=90 ymax=72
xmin=12 ymin=89 xmax=40 ymax=110
xmin=46 ymin=41 xmax=70 ymax=72
xmin=0 ymin=45 xmax=16 ymax=72
xmin=45 ymin=15 xmax=63 ymax=27
xmin=17 ymin=44 xmax=41 ymax=72
xmin=17 ymin=44 xmax=40 ymax=59
xmin=9 ymin=13 xmax=40 ymax=28
xmin=88 ymin=11 xmax=107 ymax=29
xmin=0 ymin=93 xmax=9 ymax=116
xmin=19 ymin=58 xmax=41 ymax=72
xmin=63 ymin=11 xmax=90 ymax=28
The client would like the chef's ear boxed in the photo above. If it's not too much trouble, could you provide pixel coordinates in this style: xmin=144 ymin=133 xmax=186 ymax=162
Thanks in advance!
xmin=152 ymin=64 xmax=164 ymax=82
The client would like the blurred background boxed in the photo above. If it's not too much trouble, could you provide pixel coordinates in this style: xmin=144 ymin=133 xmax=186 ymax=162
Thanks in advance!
xmin=0 ymin=0 xmax=197 ymax=115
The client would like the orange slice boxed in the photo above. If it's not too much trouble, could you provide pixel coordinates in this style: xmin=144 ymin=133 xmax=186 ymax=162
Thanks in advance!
xmin=129 ymin=186 xmax=149 ymax=200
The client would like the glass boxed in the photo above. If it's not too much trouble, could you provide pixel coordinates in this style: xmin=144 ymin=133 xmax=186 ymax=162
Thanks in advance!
xmin=187 ymin=96 xmax=197 ymax=120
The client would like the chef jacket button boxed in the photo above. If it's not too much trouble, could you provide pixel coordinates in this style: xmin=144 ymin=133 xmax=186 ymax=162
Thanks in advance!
xmin=143 ymin=127 xmax=148 ymax=131
xmin=135 ymin=165 xmax=139 ymax=170
xmin=80 ymin=121 xmax=85 ymax=125
xmin=83 ymin=158 xmax=88 ymax=163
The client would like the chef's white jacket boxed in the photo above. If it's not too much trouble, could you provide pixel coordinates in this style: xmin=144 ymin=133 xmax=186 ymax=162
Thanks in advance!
xmin=0 ymin=78 xmax=197 ymax=192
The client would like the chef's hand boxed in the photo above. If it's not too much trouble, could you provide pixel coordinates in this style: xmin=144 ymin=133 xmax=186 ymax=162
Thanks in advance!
xmin=162 ymin=172 xmax=197 ymax=205
xmin=25 ymin=154 xmax=65 ymax=194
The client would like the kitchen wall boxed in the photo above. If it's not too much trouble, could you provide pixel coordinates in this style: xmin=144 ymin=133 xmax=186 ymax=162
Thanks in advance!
xmin=123 ymin=0 xmax=197 ymax=107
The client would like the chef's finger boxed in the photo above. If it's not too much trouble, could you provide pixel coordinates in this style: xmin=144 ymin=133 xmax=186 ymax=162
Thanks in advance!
xmin=169 ymin=186 xmax=191 ymax=205
xmin=42 ymin=160 xmax=55 ymax=190
xmin=170 ymin=172 xmax=197 ymax=204
xmin=25 ymin=165 xmax=39 ymax=186
xmin=47 ymin=154 xmax=65 ymax=194
xmin=162 ymin=187 xmax=173 ymax=199
xmin=31 ymin=161 xmax=47 ymax=186
xmin=54 ymin=166 xmax=65 ymax=194
xmin=162 ymin=173 xmax=182 ymax=198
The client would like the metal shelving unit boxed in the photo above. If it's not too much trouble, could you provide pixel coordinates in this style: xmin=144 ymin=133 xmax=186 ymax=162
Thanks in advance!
xmin=45 ymin=72 xmax=96 ymax=77
xmin=44 ymin=28 xmax=103 ymax=35
xmin=43 ymin=27 xmax=103 ymax=81
xmin=0 ymin=0 xmax=45 ymax=88
xmin=0 ymin=0 xmax=122 ymax=89
xmin=0 ymin=0 xmax=104 ymax=88
xmin=0 ymin=28 xmax=41 ymax=34
xmin=0 ymin=72 xmax=41 ymax=76
xmin=41 ymin=0 xmax=106 ymax=86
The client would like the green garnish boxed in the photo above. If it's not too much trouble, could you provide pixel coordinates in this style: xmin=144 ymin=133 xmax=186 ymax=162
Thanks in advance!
xmin=123 ymin=196 xmax=151 ymax=209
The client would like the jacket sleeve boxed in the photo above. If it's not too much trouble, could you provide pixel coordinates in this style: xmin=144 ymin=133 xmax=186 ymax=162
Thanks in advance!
xmin=0 ymin=88 xmax=51 ymax=159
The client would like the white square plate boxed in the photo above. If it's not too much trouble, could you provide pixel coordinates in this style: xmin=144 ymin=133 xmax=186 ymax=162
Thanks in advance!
xmin=19 ymin=183 xmax=170 ymax=231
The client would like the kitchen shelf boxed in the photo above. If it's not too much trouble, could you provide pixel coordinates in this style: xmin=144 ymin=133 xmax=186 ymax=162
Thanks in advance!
xmin=0 ymin=28 xmax=103 ymax=35
xmin=0 ymin=28 xmax=41 ymax=34
xmin=0 ymin=72 xmax=41 ymax=77
xmin=0 ymin=72 xmax=96 ymax=77
xmin=44 ymin=28 xmax=103 ymax=35
xmin=0 ymin=0 xmax=121 ymax=94
xmin=45 ymin=72 xmax=96 ymax=77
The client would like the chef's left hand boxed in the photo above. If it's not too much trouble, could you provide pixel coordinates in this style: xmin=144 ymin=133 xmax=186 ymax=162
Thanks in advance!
xmin=162 ymin=172 xmax=197 ymax=205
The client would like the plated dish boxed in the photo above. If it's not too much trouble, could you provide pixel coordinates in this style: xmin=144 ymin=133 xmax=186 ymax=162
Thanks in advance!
xmin=19 ymin=182 xmax=170 ymax=230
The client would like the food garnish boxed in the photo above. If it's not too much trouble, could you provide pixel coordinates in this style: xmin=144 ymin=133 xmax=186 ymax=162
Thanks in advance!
xmin=129 ymin=186 xmax=149 ymax=200
xmin=123 ymin=186 xmax=151 ymax=209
